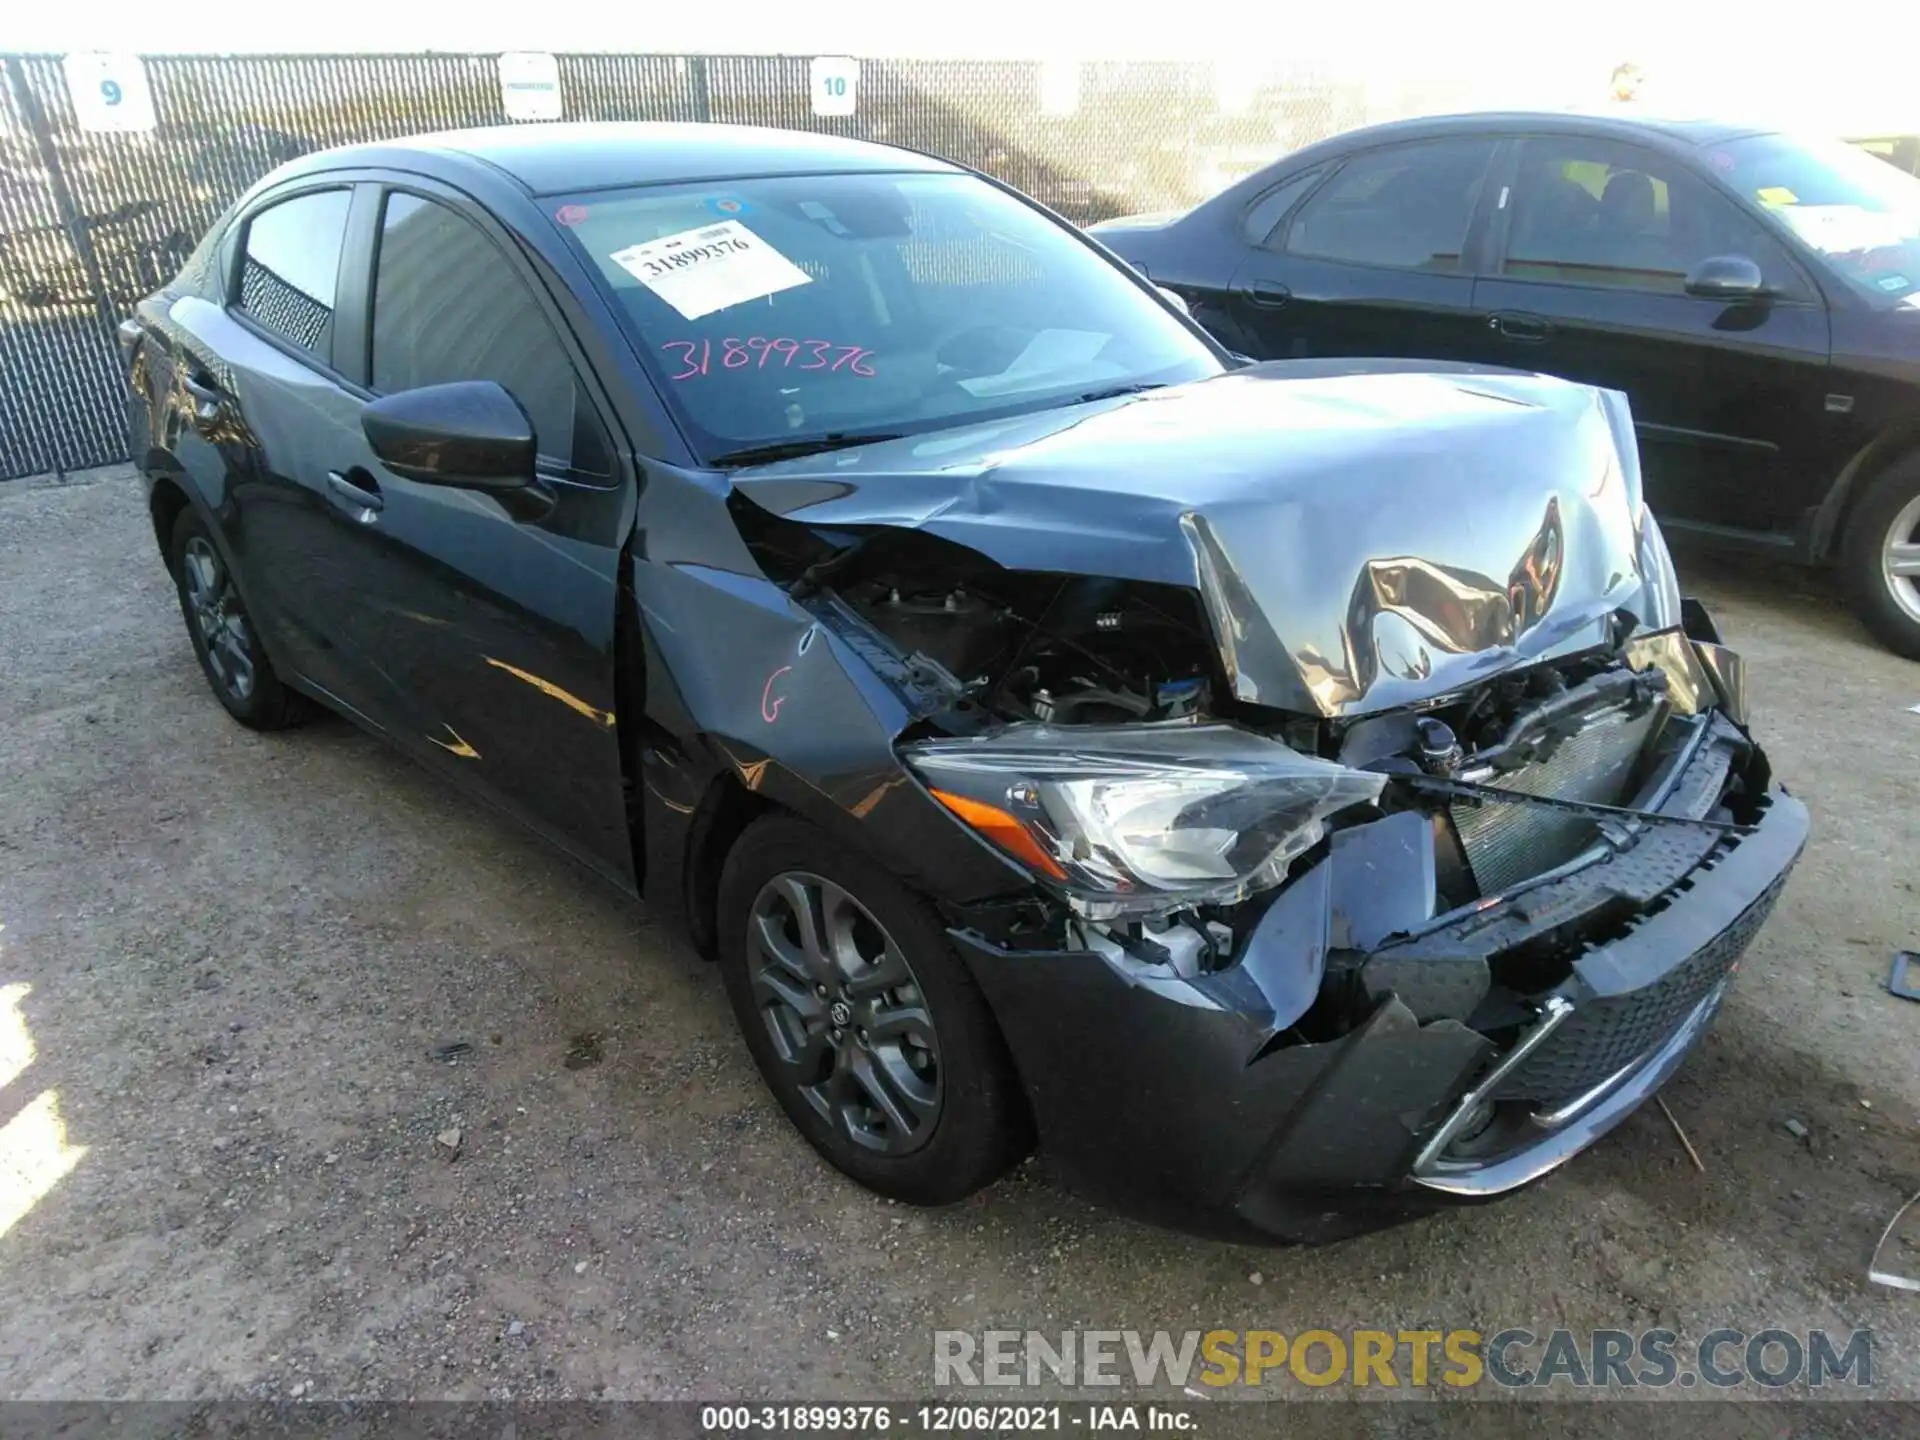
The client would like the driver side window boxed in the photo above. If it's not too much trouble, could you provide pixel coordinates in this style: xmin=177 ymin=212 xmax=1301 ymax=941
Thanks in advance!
xmin=371 ymin=192 xmax=599 ymax=470
xmin=1502 ymin=137 xmax=1807 ymax=298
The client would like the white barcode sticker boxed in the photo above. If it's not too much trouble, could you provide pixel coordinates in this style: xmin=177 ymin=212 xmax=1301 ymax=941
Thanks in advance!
xmin=607 ymin=220 xmax=811 ymax=320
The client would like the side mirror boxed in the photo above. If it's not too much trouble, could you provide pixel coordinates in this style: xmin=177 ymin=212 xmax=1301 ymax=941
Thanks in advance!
xmin=362 ymin=381 xmax=537 ymax=492
xmin=1684 ymin=254 xmax=1770 ymax=301
xmin=1155 ymin=285 xmax=1193 ymax=318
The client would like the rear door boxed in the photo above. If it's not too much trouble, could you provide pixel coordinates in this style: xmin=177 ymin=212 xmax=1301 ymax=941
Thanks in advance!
xmin=1472 ymin=134 xmax=1832 ymax=536
xmin=160 ymin=181 xmax=367 ymax=700
xmin=1226 ymin=136 xmax=1501 ymax=363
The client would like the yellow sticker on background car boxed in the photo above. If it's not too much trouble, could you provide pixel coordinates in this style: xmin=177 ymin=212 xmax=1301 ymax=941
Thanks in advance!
xmin=1757 ymin=186 xmax=1798 ymax=206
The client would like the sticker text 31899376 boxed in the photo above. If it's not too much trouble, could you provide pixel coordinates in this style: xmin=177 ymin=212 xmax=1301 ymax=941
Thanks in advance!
xmin=607 ymin=220 xmax=811 ymax=321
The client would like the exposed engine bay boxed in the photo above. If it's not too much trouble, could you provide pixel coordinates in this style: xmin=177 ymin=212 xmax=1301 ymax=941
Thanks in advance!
xmin=844 ymin=573 xmax=1212 ymax=726
xmin=730 ymin=505 xmax=1219 ymax=729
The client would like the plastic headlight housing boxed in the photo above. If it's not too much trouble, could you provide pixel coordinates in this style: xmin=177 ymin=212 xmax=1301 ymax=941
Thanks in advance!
xmin=903 ymin=723 xmax=1385 ymax=919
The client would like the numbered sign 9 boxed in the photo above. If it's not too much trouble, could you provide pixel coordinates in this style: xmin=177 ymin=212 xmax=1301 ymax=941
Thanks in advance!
xmin=63 ymin=52 xmax=158 ymax=134
xmin=809 ymin=56 xmax=859 ymax=118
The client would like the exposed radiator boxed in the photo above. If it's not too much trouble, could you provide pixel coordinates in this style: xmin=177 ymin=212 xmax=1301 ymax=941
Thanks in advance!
xmin=1451 ymin=704 xmax=1662 ymax=896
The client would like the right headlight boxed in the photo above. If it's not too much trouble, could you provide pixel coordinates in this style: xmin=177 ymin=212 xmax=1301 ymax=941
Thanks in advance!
xmin=902 ymin=723 xmax=1385 ymax=920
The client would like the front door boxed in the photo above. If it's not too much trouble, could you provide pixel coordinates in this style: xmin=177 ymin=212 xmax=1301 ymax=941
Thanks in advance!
xmin=339 ymin=185 xmax=638 ymax=885
xmin=1472 ymin=134 xmax=1832 ymax=537
xmin=1226 ymin=135 xmax=1501 ymax=364
xmin=227 ymin=180 xmax=639 ymax=888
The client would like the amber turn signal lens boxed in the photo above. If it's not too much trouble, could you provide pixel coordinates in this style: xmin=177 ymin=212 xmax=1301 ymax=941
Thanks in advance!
xmin=929 ymin=788 xmax=1068 ymax=880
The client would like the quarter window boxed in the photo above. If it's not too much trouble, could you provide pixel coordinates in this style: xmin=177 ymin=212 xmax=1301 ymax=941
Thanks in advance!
xmin=372 ymin=192 xmax=581 ymax=467
xmin=1501 ymin=137 xmax=1805 ymax=296
xmin=238 ymin=189 xmax=351 ymax=358
xmin=1241 ymin=168 xmax=1324 ymax=247
xmin=1283 ymin=139 xmax=1497 ymax=271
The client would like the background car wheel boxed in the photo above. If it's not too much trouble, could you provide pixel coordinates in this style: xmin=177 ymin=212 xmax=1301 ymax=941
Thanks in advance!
xmin=1843 ymin=451 xmax=1920 ymax=661
xmin=168 ymin=507 xmax=310 ymax=729
xmin=717 ymin=814 xmax=1031 ymax=1204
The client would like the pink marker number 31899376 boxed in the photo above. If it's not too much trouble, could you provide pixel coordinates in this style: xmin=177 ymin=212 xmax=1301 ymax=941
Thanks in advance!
xmin=661 ymin=338 xmax=877 ymax=379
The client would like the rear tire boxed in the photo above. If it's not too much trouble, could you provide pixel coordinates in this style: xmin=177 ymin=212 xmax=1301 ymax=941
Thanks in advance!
xmin=717 ymin=814 xmax=1031 ymax=1204
xmin=167 ymin=507 xmax=310 ymax=729
xmin=1842 ymin=450 xmax=1920 ymax=661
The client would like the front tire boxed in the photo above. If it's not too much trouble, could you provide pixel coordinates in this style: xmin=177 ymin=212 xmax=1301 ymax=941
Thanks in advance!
xmin=717 ymin=814 xmax=1031 ymax=1204
xmin=167 ymin=507 xmax=309 ymax=729
xmin=1842 ymin=450 xmax=1920 ymax=660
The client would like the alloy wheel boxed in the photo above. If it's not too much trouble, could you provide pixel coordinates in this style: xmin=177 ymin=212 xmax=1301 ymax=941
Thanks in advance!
xmin=180 ymin=536 xmax=256 ymax=702
xmin=745 ymin=871 xmax=942 ymax=1156
xmin=1884 ymin=491 xmax=1920 ymax=628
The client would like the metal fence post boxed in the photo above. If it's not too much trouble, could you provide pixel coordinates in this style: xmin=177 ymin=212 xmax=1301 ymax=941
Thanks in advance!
xmin=4 ymin=56 xmax=121 ymax=343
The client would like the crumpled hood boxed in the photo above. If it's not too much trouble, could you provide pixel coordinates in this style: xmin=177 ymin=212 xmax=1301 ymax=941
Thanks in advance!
xmin=730 ymin=360 xmax=1680 ymax=718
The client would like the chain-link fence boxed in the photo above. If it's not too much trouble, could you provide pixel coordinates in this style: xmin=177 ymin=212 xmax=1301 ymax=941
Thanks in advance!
xmin=0 ymin=51 xmax=1365 ymax=481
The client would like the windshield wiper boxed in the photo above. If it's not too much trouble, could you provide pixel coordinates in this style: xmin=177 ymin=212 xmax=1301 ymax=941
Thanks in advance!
xmin=708 ymin=432 xmax=906 ymax=470
xmin=1072 ymin=381 xmax=1171 ymax=405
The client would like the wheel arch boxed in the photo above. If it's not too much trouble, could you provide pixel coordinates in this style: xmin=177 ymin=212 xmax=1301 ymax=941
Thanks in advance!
xmin=1811 ymin=421 xmax=1920 ymax=562
xmin=146 ymin=468 xmax=193 ymax=563
xmin=681 ymin=768 xmax=776 ymax=961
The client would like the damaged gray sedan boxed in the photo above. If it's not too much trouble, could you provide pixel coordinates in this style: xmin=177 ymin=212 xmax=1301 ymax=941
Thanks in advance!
xmin=127 ymin=124 xmax=1807 ymax=1242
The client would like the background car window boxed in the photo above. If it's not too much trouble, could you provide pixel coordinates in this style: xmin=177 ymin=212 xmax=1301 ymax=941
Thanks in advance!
xmin=1503 ymin=137 xmax=1806 ymax=297
xmin=238 ymin=189 xmax=351 ymax=359
xmin=1241 ymin=168 xmax=1324 ymax=247
xmin=1717 ymin=132 xmax=1920 ymax=303
xmin=372 ymin=193 xmax=580 ymax=467
xmin=1282 ymin=139 xmax=1495 ymax=271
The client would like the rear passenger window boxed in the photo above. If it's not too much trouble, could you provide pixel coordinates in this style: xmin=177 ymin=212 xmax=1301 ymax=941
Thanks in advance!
xmin=1283 ymin=139 xmax=1497 ymax=272
xmin=238 ymin=189 xmax=351 ymax=359
xmin=372 ymin=192 xmax=583 ymax=469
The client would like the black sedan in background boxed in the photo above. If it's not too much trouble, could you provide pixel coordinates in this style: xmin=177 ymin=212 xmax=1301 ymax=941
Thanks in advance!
xmin=1853 ymin=133 xmax=1920 ymax=177
xmin=1092 ymin=113 xmax=1920 ymax=659
xmin=123 ymin=123 xmax=1804 ymax=1243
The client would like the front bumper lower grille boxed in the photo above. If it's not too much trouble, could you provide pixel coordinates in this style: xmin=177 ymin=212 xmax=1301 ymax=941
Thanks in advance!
xmin=1491 ymin=856 xmax=1790 ymax=1106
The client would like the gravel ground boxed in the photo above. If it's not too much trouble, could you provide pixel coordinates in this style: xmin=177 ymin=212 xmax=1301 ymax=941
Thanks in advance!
xmin=1 ymin=466 xmax=1917 ymax=1421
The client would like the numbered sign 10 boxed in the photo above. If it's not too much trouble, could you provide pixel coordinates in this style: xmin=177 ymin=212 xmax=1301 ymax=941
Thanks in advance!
xmin=63 ymin=53 xmax=158 ymax=134
xmin=810 ymin=57 xmax=859 ymax=118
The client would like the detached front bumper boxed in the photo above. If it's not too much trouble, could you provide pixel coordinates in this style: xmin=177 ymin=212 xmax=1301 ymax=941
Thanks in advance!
xmin=952 ymin=720 xmax=1808 ymax=1244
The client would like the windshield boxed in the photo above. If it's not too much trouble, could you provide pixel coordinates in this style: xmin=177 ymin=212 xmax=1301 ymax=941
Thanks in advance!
xmin=1717 ymin=133 xmax=1920 ymax=303
xmin=552 ymin=171 xmax=1221 ymax=462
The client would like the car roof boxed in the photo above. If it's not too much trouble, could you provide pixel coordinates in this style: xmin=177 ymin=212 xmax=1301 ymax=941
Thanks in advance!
xmin=1184 ymin=109 xmax=1785 ymax=220
xmin=281 ymin=121 xmax=961 ymax=196
xmin=1314 ymin=110 xmax=1777 ymax=152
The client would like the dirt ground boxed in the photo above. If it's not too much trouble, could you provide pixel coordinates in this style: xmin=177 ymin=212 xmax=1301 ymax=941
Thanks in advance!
xmin=1 ymin=466 xmax=1917 ymax=1420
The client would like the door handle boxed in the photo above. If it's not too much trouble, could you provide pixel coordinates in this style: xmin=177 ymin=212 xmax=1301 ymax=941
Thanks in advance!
xmin=182 ymin=370 xmax=225 ymax=422
xmin=326 ymin=468 xmax=384 ymax=516
xmin=1235 ymin=279 xmax=1293 ymax=309
xmin=1489 ymin=311 xmax=1552 ymax=342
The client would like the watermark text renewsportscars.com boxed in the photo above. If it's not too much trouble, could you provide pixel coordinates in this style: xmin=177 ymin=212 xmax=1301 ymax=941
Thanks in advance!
xmin=932 ymin=1328 xmax=1875 ymax=1391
